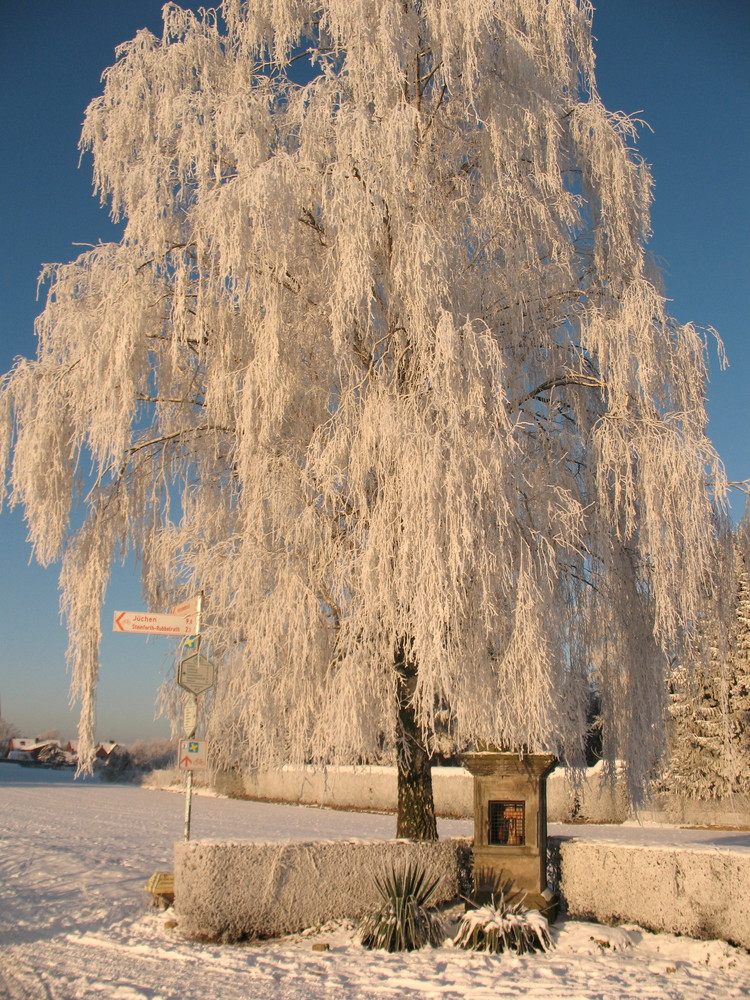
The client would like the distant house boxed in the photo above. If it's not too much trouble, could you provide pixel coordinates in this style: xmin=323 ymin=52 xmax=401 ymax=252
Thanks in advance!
xmin=96 ymin=742 xmax=120 ymax=760
xmin=58 ymin=741 xmax=78 ymax=765
xmin=7 ymin=736 xmax=37 ymax=761
xmin=8 ymin=737 xmax=37 ymax=753
xmin=7 ymin=737 xmax=63 ymax=763
xmin=5 ymin=737 xmax=118 ymax=765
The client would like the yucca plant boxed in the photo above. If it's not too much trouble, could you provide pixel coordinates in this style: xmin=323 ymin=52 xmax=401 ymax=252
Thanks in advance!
xmin=454 ymin=888 xmax=553 ymax=955
xmin=360 ymin=861 xmax=445 ymax=952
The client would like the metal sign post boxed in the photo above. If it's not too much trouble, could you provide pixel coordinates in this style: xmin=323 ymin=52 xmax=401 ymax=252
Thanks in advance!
xmin=113 ymin=592 xmax=212 ymax=842
xmin=176 ymin=594 xmax=216 ymax=841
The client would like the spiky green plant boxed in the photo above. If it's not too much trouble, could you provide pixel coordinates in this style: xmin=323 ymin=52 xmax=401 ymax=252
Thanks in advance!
xmin=454 ymin=889 xmax=553 ymax=955
xmin=359 ymin=861 xmax=445 ymax=952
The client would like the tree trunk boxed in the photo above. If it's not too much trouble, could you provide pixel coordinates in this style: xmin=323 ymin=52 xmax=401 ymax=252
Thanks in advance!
xmin=395 ymin=642 xmax=438 ymax=841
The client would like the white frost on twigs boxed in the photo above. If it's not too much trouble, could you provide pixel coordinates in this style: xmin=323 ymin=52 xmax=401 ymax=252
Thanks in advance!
xmin=0 ymin=0 xmax=731 ymax=784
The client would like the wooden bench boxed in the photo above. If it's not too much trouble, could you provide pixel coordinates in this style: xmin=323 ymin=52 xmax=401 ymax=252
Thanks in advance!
xmin=144 ymin=871 xmax=175 ymax=907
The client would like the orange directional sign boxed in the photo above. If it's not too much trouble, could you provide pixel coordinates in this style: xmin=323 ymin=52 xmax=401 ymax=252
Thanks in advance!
xmin=113 ymin=611 xmax=195 ymax=637
xmin=172 ymin=596 xmax=200 ymax=623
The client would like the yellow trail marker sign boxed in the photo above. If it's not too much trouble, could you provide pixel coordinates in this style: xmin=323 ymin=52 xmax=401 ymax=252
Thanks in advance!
xmin=179 ymin=739 xmax=208 ymax=771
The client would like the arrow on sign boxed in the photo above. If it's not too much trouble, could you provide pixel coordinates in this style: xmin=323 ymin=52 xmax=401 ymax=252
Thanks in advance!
xmin=179 ymin=738 xmax=208 ymax=770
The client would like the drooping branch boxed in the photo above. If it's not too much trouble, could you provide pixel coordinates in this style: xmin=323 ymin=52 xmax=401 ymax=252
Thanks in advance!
xmin=0 ymin=0 xmax=729 ymax=798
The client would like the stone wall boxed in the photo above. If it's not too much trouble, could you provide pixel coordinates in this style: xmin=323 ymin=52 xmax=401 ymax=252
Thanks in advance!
xmin=146 ymin=763 xmax=750 ymax=828
xmin=224 ymin=763 xmax=630 ymax=823
xmin=558 ymin=839 xmax=750 ymax=950
xmin=634 ymin=791 xmax=750 ymax=828
xmin=174 ymin=834 xmax=750 ymax=949
xmin=175 ymin=837 xmax=472 ymax=942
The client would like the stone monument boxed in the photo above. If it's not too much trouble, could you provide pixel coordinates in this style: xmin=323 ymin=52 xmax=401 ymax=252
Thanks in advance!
xmin=461 ymin=751 xmax=557 ymax=916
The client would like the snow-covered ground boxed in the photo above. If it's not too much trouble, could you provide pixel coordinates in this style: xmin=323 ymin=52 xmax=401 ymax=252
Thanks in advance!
xmin=1 ymin=764 xmax=749 ymax=999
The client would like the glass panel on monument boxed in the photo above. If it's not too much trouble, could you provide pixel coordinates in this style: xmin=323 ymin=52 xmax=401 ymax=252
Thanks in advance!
xmin=488 ymin=800 xmax=525 ymax=846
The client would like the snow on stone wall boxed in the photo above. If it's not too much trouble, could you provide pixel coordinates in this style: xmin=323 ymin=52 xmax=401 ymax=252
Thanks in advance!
xmin=148 ymin=763 xmax=750 ymax=827
xmin=228 ymin=764 xmax=630 ymax=823
xmin=240 ymin=765 xmax=413 ymax=815
xmin=175 ymin=834 xmax=750 ymax=949
xmin=175 ymin=837 xmax=472 ymax=942
xmin=559 ymin=840 xmax=750 ymax=950
xmin=635 ymin=791 xmax=750 ymax=828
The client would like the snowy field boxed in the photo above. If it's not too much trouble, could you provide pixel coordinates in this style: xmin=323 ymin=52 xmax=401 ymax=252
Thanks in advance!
xmin=1 ymin=764 xmax=749 ymax=999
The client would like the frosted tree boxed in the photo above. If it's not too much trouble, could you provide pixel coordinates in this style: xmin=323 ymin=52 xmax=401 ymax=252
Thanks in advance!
xmin=0 ymin=713 xmax=19 ymax=750
xmin=728 ymin=538 xmax=750 ymax=778
xmin=0 ymin=0 xmax=731 ymax=837
xmin=661 ymin=537 xmax=750 ymax=799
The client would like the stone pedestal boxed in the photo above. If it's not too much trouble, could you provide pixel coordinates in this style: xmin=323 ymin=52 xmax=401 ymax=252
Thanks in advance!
xmin=461 ymin=751 xmax=557 ymax=916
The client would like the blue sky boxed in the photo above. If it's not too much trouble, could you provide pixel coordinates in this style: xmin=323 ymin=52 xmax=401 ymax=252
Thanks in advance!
xmin=0 ymin=1 xmax=748 ymax=742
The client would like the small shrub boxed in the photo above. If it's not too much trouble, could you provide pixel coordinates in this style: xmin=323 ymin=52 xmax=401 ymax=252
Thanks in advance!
xmin=99 ymin=748 xmax=135 ymax=781
xmin=127 ymin=738 xmax=177 ymax=772
xmin=454 ymin=889 xmax=552 ymax=955
xmin=360 ymin=862 xmax=445 ymax=952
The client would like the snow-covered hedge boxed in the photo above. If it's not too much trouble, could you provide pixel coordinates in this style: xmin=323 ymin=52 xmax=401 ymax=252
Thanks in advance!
xmin=175 ymin=838 xmax=472 ymax=942
xmin=559 ymin=840 xmax=750 ymax=950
